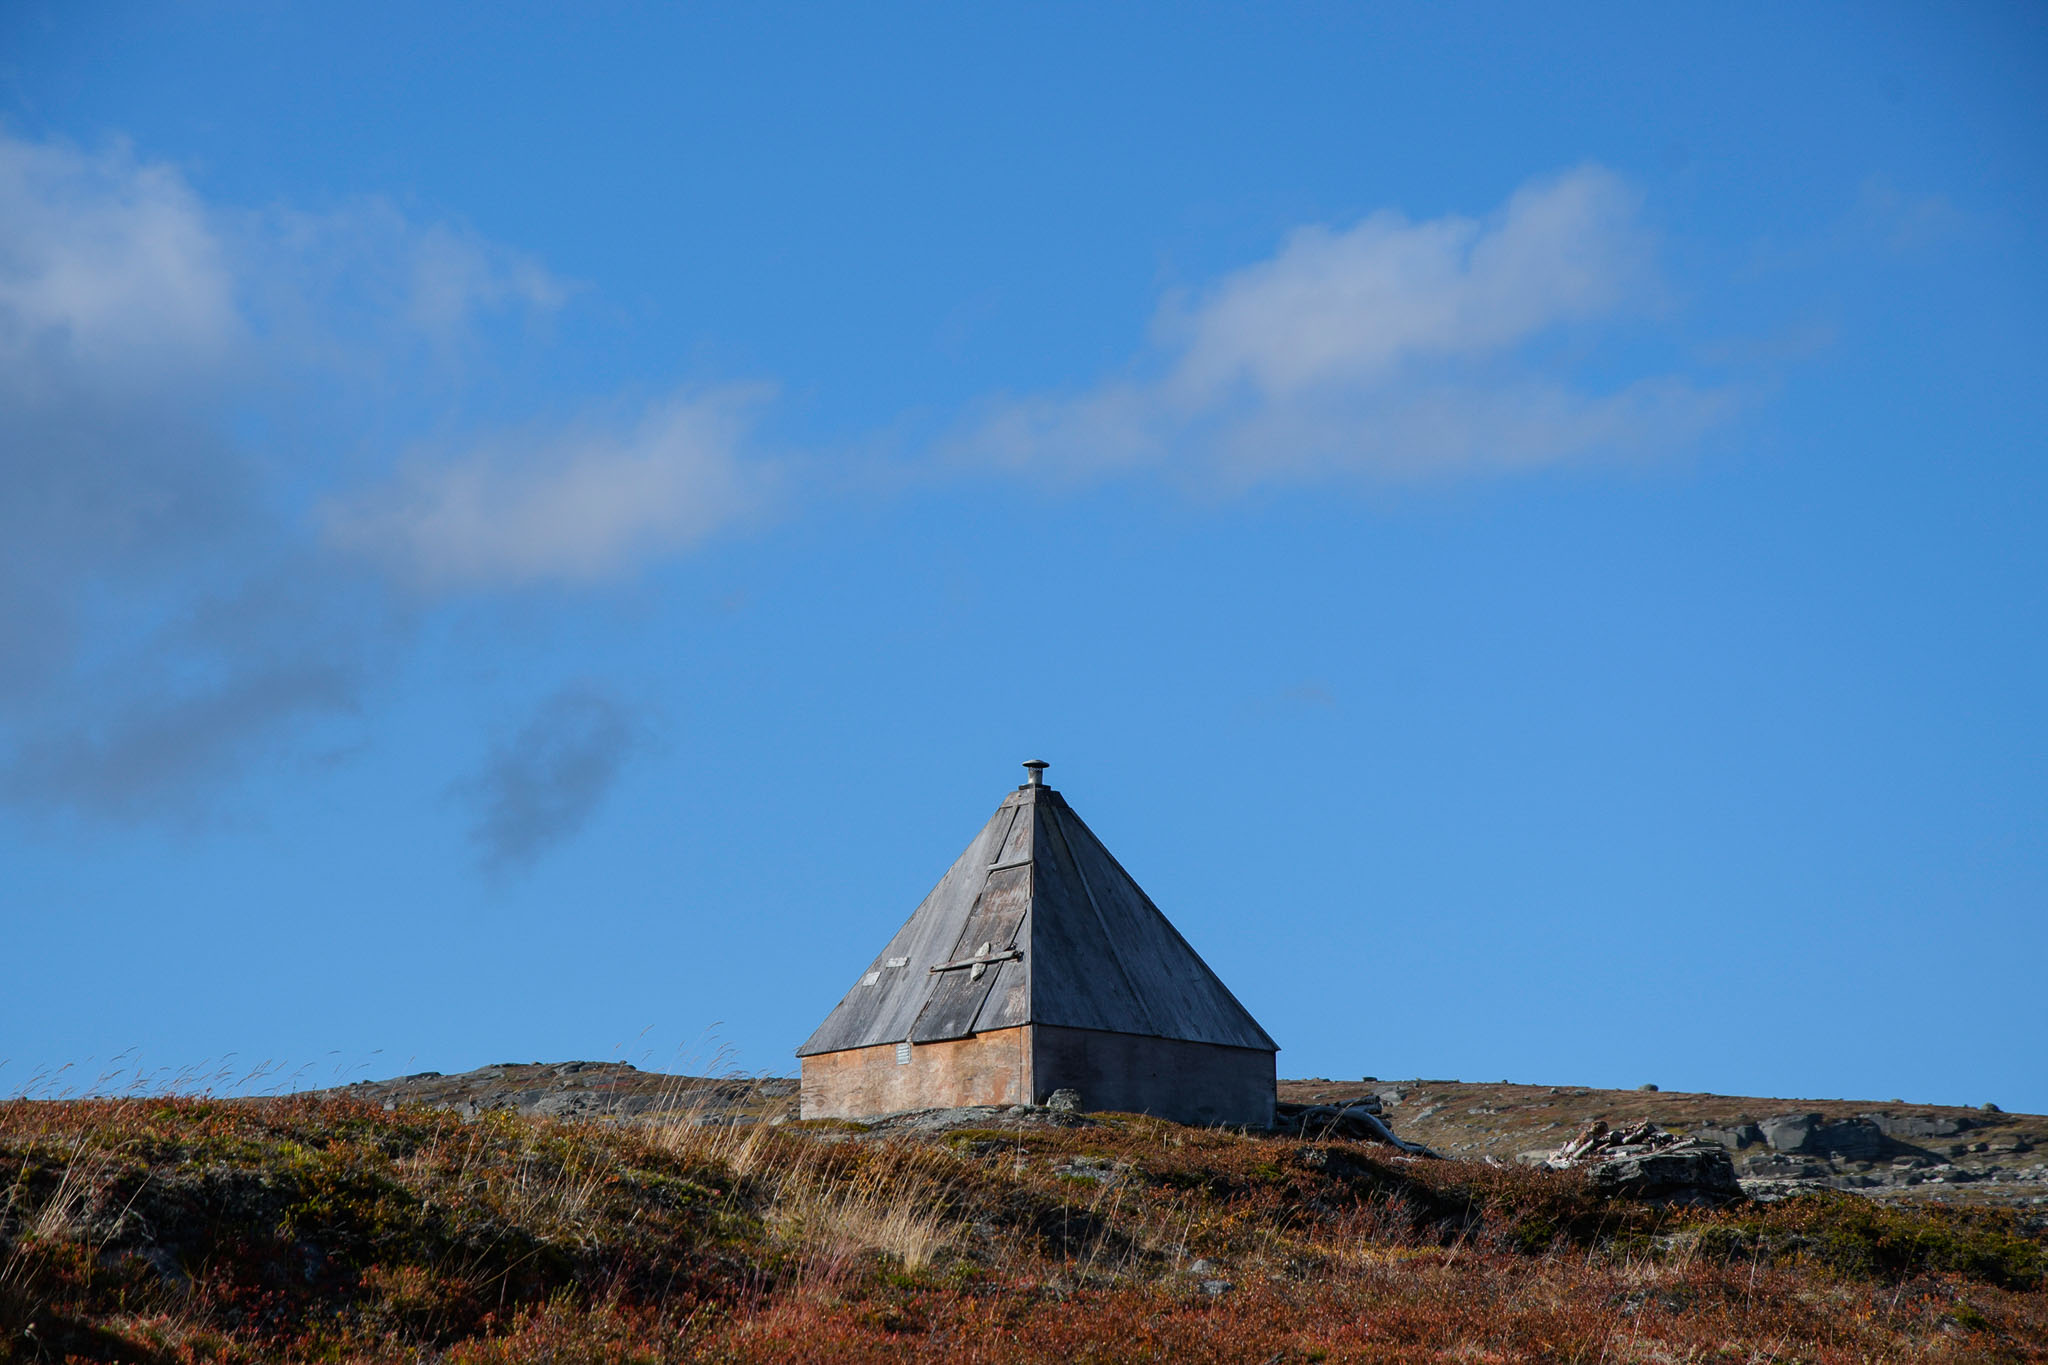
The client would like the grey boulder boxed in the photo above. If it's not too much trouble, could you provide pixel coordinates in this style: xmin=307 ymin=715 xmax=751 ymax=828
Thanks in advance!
xmin=1758 ymin=1113 xmax=1886 ymax=1159
xmin=1585 ymin=1147 xmax=1744 ymax=1206
xmin=1760 ymin=1113 xmax=1820 ymax=1152
xmin=1869 ymin=1113 xmax=1968 ymax=1141
xmin=1810 ymin=1118 xmax=1885 ymax=1161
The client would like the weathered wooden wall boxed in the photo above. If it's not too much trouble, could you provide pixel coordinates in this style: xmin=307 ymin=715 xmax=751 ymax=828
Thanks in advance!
xmin=799 ymin=1026 xmax=1030 ymax=1119
xmin=1030 ymin=1025 xmax=1275 ymax=1128
xmin=800 ymin=1023 xmax=1275 ymax=1127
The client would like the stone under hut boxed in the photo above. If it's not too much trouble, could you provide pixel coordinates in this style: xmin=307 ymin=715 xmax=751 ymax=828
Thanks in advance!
xmin=797 ymin=761 xmax=1278 ymax=1127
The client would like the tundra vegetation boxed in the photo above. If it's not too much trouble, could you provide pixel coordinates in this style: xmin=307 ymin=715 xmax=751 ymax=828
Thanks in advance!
xmin=2 ymin=1094 xmax=2044 ymax=1363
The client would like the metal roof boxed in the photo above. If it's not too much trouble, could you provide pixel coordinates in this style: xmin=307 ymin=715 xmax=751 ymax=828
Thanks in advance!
xmin=796 ymin=766 xmax=1278 ymax=1057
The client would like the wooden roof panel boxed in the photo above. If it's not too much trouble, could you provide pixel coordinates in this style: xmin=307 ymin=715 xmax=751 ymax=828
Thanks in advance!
xmin=795 ymin=798 xmax=1020 ymax=1056
xmin=1023 ymin=798 xmax=1157 ymax=1037
xmin=1050 ymin=797 xmax=1277 ymax=1052
xmin=910 ymin=860 xmax=1032 ymax=1043
xmin=796 ymin=775 xmax=1277 ymax=1057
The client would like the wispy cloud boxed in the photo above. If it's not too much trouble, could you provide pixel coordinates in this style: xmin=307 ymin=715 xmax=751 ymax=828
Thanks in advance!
xmin=323 ymin=387 xmax=772 ymax=592
xmin=1 ymin=131 xmax=266 ymax=730
xmin=963 ymin=166 xmax=1730 ymax=485
xmin=459 ymin=685 xmax=645 ymax=870
xmin=1852 ymin=177 xmax=1970 ymax=255
xmin=0 ymin=129 xmax=566 ymax=821
xmin=251 ymin=198 xmax=571 ymax=365
xmin=6 ymin=645 xmax=362 ymax=822
xmin=0 ymin=132 xmax=239 ymax=377
xmin=0 ymin=132 xmax=1738 ymax=833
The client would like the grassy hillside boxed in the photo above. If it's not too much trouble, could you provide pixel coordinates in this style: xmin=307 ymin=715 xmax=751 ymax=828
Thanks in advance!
xmin=4 ymin=1093 xmax=2045 ymax=1362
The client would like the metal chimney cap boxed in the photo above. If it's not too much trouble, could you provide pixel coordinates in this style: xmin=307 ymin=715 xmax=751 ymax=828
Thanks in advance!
xmin=1021 ymin=759 xmax=1049 ymax=788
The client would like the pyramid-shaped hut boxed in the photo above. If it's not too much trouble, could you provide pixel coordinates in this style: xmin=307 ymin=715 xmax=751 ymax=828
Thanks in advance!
xmin=797 ymin=761 xmax=1277 ymax=1126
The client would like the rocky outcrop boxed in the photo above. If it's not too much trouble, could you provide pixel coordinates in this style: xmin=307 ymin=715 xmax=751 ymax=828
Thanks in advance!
xmin=1542 ymin=1121 xmax=1743 ymax=1205
xmin=1751 ymin=1113 xmax=1885 ymax=1159
xmin=1869 ymin=1113 xmax=1972 ymax=1141
xmin=331 ymin=1062 xmax=799 ymax=1126
xmin=1691 ymin=1121 xmax=1764 ymax=1149
xmin=1585 ymin=1148 xmax=1744 ymax=1205
xmin=1672 ymin=1110 xmax=2046 ymax=1202
xmin=1286 ymin=1079 xmax=2048 ymax=1208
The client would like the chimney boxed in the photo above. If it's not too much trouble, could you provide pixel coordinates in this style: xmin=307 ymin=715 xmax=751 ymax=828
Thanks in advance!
xmin=1021 ymin=759 xmax=1049 ymax=789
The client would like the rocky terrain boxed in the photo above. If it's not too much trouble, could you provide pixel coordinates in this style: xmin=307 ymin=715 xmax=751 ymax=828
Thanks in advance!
xmin=331 ymin=1063 xmax=2047 ymax=1207
xmin=333 ymin=1059 xmax=797 ymax=1124
xmin=1280 ymin=1078 xmax=2048 ymax=1206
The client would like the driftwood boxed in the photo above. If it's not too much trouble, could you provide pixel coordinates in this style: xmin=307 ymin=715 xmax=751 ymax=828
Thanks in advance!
xmin=1272 ymin=1101 xmax=1440 ymax=1156
xmin=1546 ymin=1119 xmax=1701 ymax=1167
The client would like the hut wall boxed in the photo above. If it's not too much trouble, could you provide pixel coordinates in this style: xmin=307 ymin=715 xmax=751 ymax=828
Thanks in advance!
xmin=1028 ymin=1025 xmax=1275 ymax=1128
xmin=799 ymin=1026 xmax=1029 ymax=1119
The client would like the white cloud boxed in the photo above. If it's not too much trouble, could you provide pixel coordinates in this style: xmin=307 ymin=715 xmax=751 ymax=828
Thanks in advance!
xmin=0 ymin=134 xmax=568 ymax=388
xmin=323 ymin=389 xmax=770 ymax=591
xmin=0 ymin=132 xmax=238 ymax=382
xmin=0 ymin=133 xmax=1735 ymax=825
xmin=0 ymin=129 xmax=569 ymax=820
xmin=0 ymin=133 xmax=255 ymax=712
xmin=966 ymin=166 xmax=1726 ymax=484
xmin=1166 ymin=167 xmax=1647 ymax=399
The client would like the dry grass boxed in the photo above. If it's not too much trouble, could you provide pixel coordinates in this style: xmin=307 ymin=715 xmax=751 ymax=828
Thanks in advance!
xmin=777 ymin=1143 xmax=961 ymax=1278
xmin=0 ymin=1093 xmax=2042 ymax=1363
xmin=646 ymin=1091 xmax=964 ymax=1277
xmin=14 ymin=1137 xmax=93 ymax=1244
xmin=642 ymin=1085 xmax=782 ymax=1178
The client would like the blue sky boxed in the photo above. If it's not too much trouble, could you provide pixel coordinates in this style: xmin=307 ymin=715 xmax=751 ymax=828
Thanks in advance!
xmin=2 ymin=4 xmax=2043 ymax=1110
